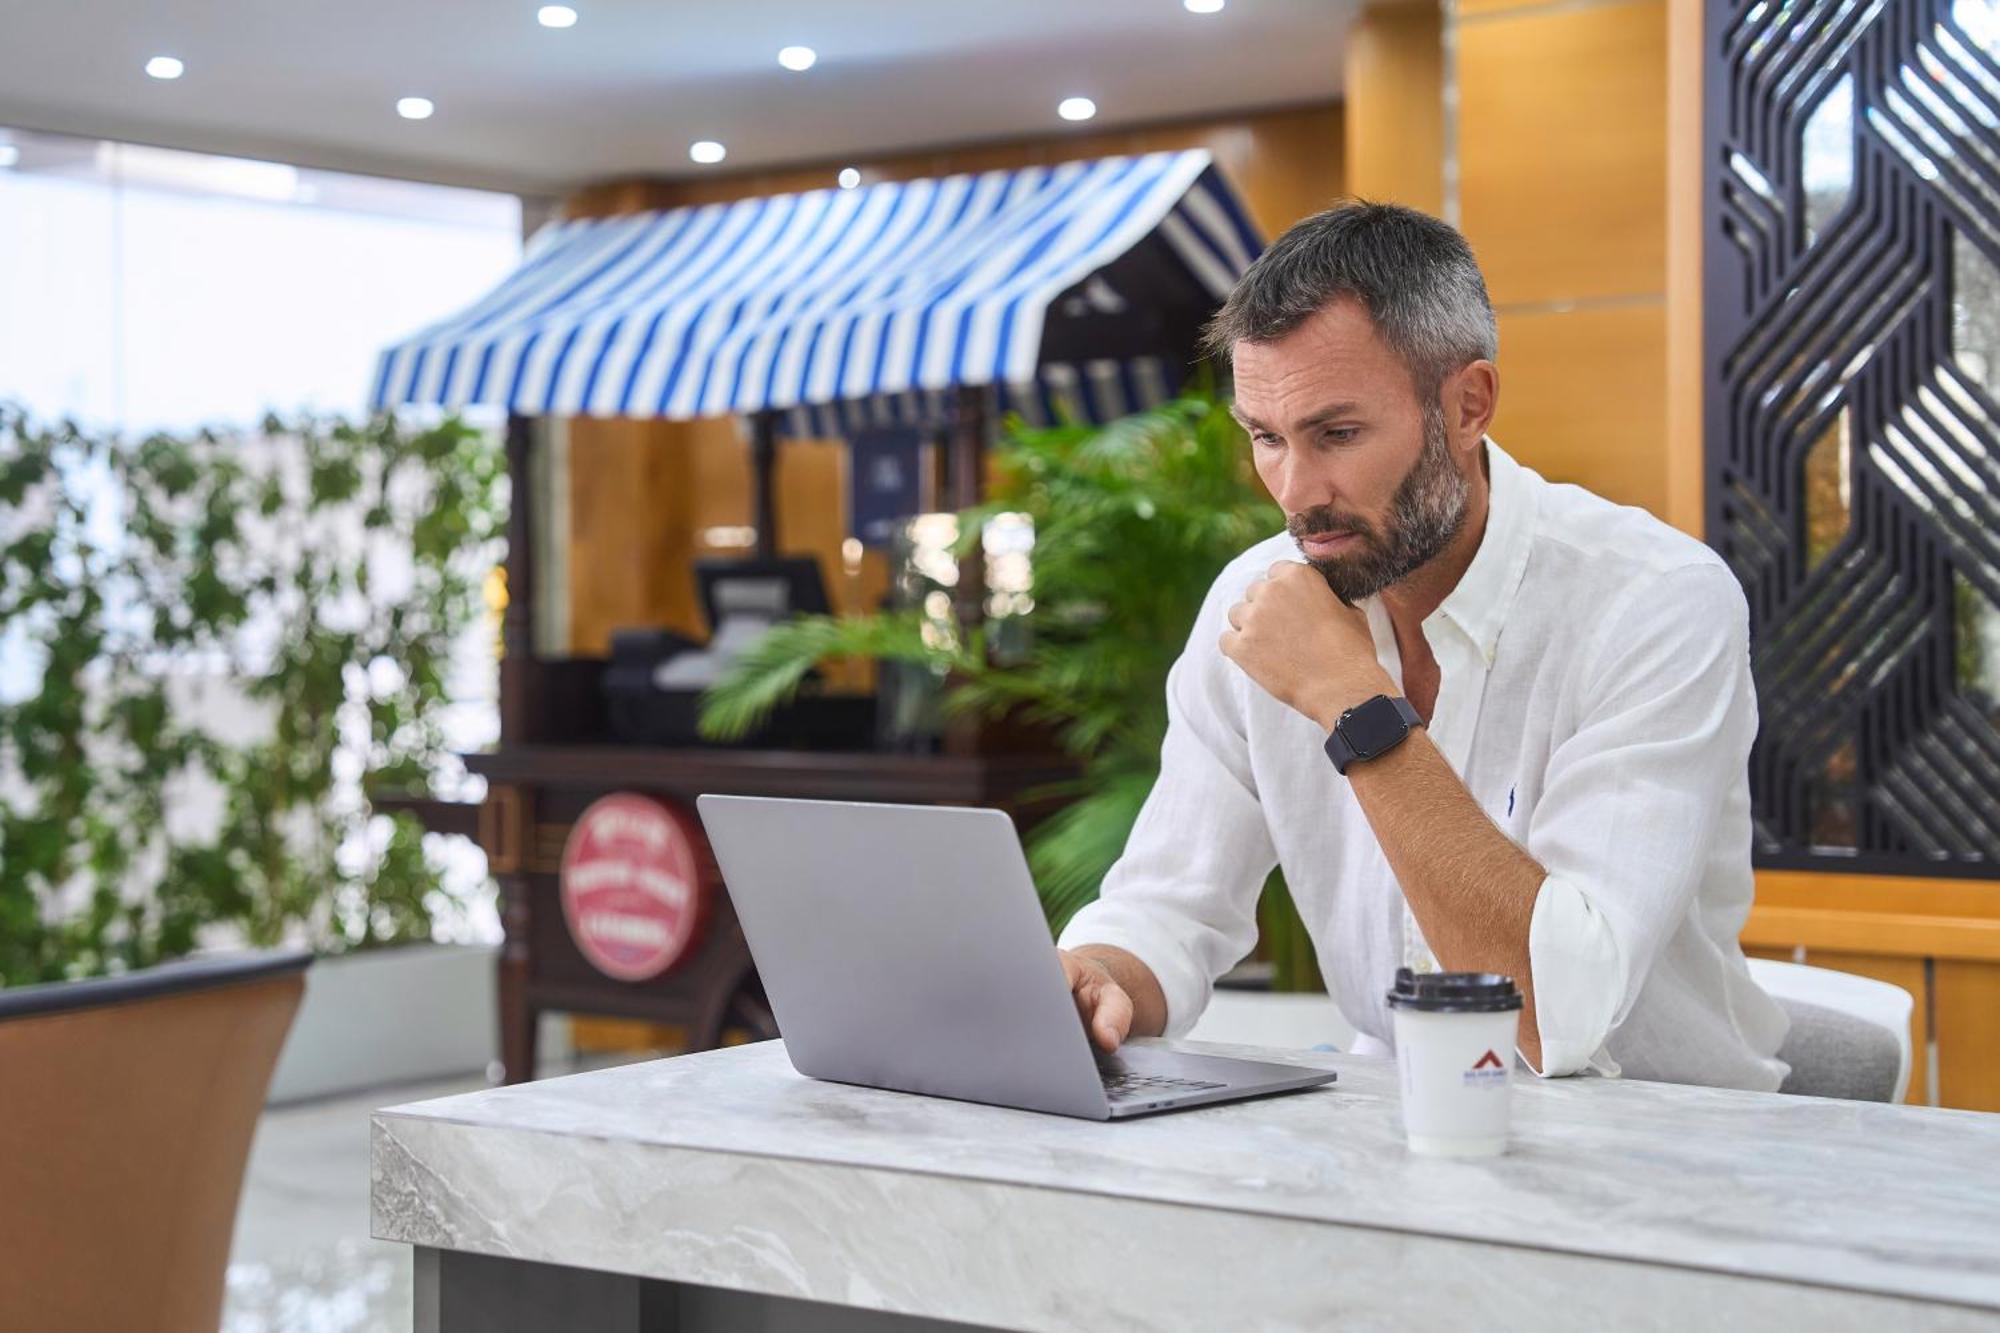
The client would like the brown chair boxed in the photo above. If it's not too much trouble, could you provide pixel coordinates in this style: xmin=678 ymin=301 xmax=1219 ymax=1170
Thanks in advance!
xmin=0 ymin=950 xmax=311 ymax=1333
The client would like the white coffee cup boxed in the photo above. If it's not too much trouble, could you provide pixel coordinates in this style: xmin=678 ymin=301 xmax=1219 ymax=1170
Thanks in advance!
xmin=1386 ymin=968 xmax=1523 ymax=1158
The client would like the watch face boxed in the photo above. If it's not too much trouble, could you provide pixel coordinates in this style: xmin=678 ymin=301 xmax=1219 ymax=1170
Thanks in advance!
xmin=1341 ymin=696 xmax=1410 ymax=758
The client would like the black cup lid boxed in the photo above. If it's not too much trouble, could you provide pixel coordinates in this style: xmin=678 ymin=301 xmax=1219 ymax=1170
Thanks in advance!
xmin=1385 ymin=968 xmax=1523 ymax=1013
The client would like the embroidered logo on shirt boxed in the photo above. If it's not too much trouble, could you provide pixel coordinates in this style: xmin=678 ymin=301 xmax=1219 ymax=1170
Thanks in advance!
xmin=1472 ymin=1049 xmax=1505 ymax=1070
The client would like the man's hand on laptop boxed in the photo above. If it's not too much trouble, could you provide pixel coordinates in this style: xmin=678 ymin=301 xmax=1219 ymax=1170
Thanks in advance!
xmin=1058 ymin=945 xmax=1168 ymax=1052
xmin=1060 ymin=948 xmax=1132 ymax=1050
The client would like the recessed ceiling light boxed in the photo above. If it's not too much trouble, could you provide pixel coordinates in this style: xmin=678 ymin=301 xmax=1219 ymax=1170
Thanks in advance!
xmin=1058 ymin=96 xmax=1097 ymax=122
xmin=1185 ymin=0 xmax=1226 ymax=12
xmin=0 ymin=146 xmax=18 ymax=169
xmin=145 ymin=56 xmax=184 ymax=80
xmin=838 ymin=167 xmax=861 ymax=189
xmin=538 ymin=5 xmax=578 ymax=27
xmin=397 ymin=97 xmax=436 ymax=120
xmin=778 ymin=45 xmax=817 ymax=71
xmin=690 ymin=140 xmax=727 ymax=165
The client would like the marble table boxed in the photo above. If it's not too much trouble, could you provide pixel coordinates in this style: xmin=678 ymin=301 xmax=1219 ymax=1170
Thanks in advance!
xmin=372 ymin=1038 xmax=2000 ymax=1332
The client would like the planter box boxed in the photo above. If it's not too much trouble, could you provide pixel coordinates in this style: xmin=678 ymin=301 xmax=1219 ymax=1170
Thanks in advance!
xmin=265 ymin=942 xmax=498 ymax=1105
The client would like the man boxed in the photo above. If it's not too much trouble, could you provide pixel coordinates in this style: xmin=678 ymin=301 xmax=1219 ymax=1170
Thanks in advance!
xmin=1055 ymin=202 xmax=1789 ymax=1088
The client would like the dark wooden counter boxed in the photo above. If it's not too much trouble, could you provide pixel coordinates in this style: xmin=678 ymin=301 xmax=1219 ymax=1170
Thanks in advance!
xmin=462 ymin=745 xmax=1075 ymax=805
xmin=465 ymin=744 xmax=1076 ymax=1081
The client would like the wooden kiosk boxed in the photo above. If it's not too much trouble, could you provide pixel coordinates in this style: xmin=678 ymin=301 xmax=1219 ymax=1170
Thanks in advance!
xmin=371 ymin=150 xmax=1267 ymax=1080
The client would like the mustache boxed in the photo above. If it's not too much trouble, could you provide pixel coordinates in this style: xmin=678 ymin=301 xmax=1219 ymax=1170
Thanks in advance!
xmin=1286 ymin=508 xmax=1376 ymax=542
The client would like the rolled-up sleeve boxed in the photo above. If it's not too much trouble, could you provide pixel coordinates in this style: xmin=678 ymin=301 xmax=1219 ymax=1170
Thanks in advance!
xmin=1056 ymin=570 xmax=1275 ymax=1036
xmin=1524 ymin=562 xmax=1758 ymax=1077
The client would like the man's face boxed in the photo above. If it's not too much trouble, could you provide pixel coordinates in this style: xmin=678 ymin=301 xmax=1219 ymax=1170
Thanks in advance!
xmin=1230 ymin=297 xmax=1469 ymax=603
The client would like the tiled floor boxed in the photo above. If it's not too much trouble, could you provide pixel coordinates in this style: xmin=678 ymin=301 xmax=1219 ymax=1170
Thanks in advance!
xmin=224 ymin=1071 xmax=472 ymax=1333
xmin=223 ymin=1049 xmax=654 ymax=1333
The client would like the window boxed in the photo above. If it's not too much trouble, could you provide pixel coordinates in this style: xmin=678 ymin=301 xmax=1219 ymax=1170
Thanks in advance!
xmin=0 ymin=127 xmax=521 ymax=432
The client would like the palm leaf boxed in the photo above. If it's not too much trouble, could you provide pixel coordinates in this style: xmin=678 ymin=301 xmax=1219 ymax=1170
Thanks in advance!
xmin=1022 ymin=764 xmax=1158 ymax=932
xmin=698 ymin=612 xmax=976 ymax=742
xmin=693 ymin=389 xmax=1316 ymax=988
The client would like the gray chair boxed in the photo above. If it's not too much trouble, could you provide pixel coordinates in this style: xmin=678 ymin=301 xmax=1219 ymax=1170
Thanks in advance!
xmin=1772 ymin=998 xmax=1906 ymax=1101
xmin=1749 ymin=959 xmax=1912 ymax=1103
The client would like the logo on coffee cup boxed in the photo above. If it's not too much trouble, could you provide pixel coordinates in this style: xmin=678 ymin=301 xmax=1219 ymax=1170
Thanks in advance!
xmin=1462 ymin=1048 xmax=1509 ymax=1086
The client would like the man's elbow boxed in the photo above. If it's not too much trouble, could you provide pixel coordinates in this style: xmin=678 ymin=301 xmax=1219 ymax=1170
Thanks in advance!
xmin=1523 ymin=874 xmax=1631 ymax=1077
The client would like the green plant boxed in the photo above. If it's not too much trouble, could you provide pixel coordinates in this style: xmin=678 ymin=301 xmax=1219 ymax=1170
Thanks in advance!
xmin=700 ymin=392 xmax=1322 ymax=990
xmin=0 ymin=406 xmax=506 ymax=986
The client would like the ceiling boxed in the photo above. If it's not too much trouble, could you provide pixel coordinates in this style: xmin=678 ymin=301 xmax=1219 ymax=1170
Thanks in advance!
xmin=0 ymin=0 xmax=1352 ymax=200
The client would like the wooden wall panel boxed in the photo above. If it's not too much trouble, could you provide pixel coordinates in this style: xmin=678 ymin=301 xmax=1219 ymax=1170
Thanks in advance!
xmin=1750 ymin=872 xmax=2000 ymax=920
xmin=685 ymin=418 xmax=751 ymax=564
xmin=1934 ymin=961 xmax=2000 ymax=1112
xmin=565 ymin=417 xmax=702 ymax=652
xmin=1746 ymin=908 xmax=2000 ymax=963
xmin=565 ymin=418 xmax=886 ymax=654
xmin=1344 ymin=2 xmax=1444 ymax=211
xmin=1458 ymin=0 xmax=1661 ymax=14
xmin=1457 ymin=0 xmax=1667 ymax=307
xmin=1489 ymin=301 xmax=1666 ymax=512
xmin=775 ymin=439 xmax=886 ymax=693
xmin=1455 ymin=0 xmax=1670 ymax=528
xmin=1456 ymin=0 xmax=1557 ymax=14
xmin=1664 ymin=0 xmax=1705 ymax=535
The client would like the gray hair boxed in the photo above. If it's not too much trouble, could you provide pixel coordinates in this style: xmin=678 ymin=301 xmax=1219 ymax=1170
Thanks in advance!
xmin=1201 ymin=201 xmax=1499 ymax=401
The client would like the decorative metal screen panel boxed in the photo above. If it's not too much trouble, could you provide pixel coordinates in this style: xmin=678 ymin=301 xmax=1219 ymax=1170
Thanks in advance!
xmin=1706 ymin=0 xmax=2000 ymax=876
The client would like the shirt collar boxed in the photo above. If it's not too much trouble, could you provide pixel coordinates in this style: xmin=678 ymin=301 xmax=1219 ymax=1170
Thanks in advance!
xmin=1427 ymin=437 xmax=1538 ymax=665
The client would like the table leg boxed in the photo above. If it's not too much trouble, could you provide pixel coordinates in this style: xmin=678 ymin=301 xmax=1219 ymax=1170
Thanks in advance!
xmin=496 ymin=872 xmax=537 ymax=1084
xmin=414 ymin=1249 xmax=659 ymax=1332
xmin=413 ymin=1248 xmax=1000 ymax=1332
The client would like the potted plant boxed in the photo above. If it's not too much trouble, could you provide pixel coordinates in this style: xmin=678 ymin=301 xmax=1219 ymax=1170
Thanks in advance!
xmin=0 ymin=406 xmax=508 ymax=1099
xmin=700 ymin=392 xmax=1325 ymax=995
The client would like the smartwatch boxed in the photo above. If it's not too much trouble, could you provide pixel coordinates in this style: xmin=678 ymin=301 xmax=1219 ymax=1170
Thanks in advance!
xmin=1323 ymin=694 xmax=1424 ymax=775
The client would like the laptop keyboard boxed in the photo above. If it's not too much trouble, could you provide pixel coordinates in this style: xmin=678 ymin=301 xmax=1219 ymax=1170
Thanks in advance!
xmin=1101 ymin=1070 xmax=1228 ymax=1102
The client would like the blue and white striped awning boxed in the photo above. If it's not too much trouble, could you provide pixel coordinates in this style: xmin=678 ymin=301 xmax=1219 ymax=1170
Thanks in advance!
xmin=787 ymin=356 xmax=1184 ymax=439
xmin=369 ymin=149 xmax=1261 ymax=429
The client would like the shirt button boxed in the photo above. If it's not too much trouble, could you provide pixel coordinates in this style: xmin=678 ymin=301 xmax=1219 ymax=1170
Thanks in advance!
xmin=1413 ymin=957 xmax=1438 ymax=975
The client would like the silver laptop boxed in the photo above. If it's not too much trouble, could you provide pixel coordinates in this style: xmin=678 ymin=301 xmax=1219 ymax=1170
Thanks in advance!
xmin=696 ymin=794 xmax=1337 ymax=1120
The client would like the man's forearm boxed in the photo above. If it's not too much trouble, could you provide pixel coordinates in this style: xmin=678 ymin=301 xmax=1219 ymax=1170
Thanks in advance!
xmin=1071 ymin=944 xmax=1170 ymax=1039
xmin=1343 ymin=730 xmax=1548 ymax=1068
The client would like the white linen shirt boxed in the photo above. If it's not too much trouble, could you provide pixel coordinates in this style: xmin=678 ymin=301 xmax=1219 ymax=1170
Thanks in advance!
xmin=1058 ymin=439 xmax=1790 ymax=1090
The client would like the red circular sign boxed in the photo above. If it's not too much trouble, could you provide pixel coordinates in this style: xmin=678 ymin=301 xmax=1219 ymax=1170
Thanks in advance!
xmin=559 ymin=794 xmax=705 ymax=982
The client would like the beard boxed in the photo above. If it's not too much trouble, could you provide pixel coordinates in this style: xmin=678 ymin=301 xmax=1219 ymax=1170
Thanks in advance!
xmin=1287 ymin=400 xmax=1469 ymax=603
